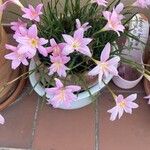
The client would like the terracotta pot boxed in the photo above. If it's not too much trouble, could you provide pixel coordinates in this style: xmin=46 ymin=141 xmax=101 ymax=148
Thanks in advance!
xmin=144 ymin=59 xmax=150 ymax=95
xmin=0 ymin=26 xmax=21 ymax=103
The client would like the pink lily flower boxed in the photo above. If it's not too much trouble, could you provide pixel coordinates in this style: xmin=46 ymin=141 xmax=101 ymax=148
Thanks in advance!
xmin=88 ymin=43 xmax=120 ymax=83
xmin=62 ymin=29 xmax=92 ymax=57
xmin=144 ymin=95 xmax=150 ymax=104
xmin=10 ymin=19 xmax=27 ymax=32
xmin=102 ymin=3 xmax=125 ymax=36
xmin=91 ymin=0 xmax=108 ymax=7
xmin=22 ymin=4 xmax=43 ymax=22
xmin=76 ymin=19 xmax=91 ymax=31
xmin=5 ymin=44 xmax=29 ymax=69
xmin=133 ymin=0 xmax=150 ymax=8
xmin=13 ymin=26 xmax=28 ymax=40
xmin=47 ymin=38 xmax=66 ymax=56
xmin=0 ymin=0 xmax=24 ymax=12
xmin=0 ymin=114 xmax=5 ymax=125
xmin=16 ymin=24 xmax=48 ymax=57
xmin=108 ymin=94 xmax=139 ymax=121
xmin=45 ymin=78 xmax=81 ymax=108
xmin=49 ymin=55 xmax=70 ymax=77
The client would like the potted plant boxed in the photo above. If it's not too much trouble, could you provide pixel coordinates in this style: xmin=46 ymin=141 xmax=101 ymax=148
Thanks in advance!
xmin=0 ymin=0 xmax=150 ymax=123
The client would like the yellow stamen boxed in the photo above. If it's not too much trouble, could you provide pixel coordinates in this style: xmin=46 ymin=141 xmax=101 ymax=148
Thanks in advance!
xmin=119 ymin=101 xmax=126 ymax=108
xmin=72 ymin=40 xmax=80 ymax=49
xmin=30 ymin=38 xmax=38 ymax=47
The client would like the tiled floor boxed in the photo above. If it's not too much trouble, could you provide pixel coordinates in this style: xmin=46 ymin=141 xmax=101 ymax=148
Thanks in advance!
xmin=0 ymin=31 xmax=150 ymax=150
xmin=0 ymin=81 xmax=149 ymax=150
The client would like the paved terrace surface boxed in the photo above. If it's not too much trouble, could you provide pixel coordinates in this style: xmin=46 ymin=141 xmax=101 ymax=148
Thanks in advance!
xmin=0 ymin=33 xmax=150 ymax=150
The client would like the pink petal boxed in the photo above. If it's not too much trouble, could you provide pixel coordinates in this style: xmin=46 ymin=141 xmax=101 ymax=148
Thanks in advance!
xmin=45 ymin=88 xmax=58 ymax=95
xmin=76 ymin=19 xmax=81 ymax=29
xmin=74 ymin=28 xmax=84 ymax=39
xmin=118 ymin=107 xmax=124 ymax=119
xmin=28 ymin=24 xmax=37 ymax=38
xmin=5 ymin=44 xmax=17 ymax=51
xmin=54 ymin=78 xmax=64 ymax=88
xmin=98 ymin=70 xmax=103 ymax=83
xmin=125 ymin=94 xmax=137 ymax=102
xmin=4 ymin=52 xmax=16 ymax=60
xmin=0 ymin=114 xmax=5 ymax=125
xmin=100 ymin=43 xmax=111 ymax=62
xmin=107 ymin=56 xmax=120 ymax=65
xmin=107 ymin=106 xmax=118 ymax=121
xmin=39 ymin=38 xmax=48 ymax=45
xmin=88 ymin=65 xmax=100 ymax=76
xmin=62 ymin=34 xmax=74 ymax=43
xmin=35 ymin=16 xmax=40 ymax=22
xmin=115 ymin=3 xmax=124 ymax=14
xmin=127 ymin=101 xmax=139 ymax=109
xmin=124 ymin=106 xmax=132 ymax=114
xmin=29 ymin=4 xmax=35 ymax=12
xmin=19 ymin=26 xmax=27 ymax=36
xmin=22 ymin=58 xmax=29 ymax=66
xmin=144 ymin=95 xmax=150 ymax=99
xmin=66 ymin=85 xmax=81 ymax=92
xmin=78 ymin=46 xmax=92 ymax=57
xmin=82 ymin=38 xmax=92 ymax=45
xmin=12 ymin=60 xmax=21 ymax=69
xmin=103 ymin=11 xmax=111 ymax=20
xmin=38 ymin=46 xmax=48 ymax=57
xmin=36 ymin=3 xmax=43 ymax=12
xmin=51 ymin=95 xmax=63 ymax=108
xmin=62 ymin=45 xmax=74 ymax=55
xmin=107 ymin=65 xmax=118 ymax=76
xmin=50 ymin=38 xmax=57 ymax=46
xmin=116 ymin=95 xmax=124 ymax=103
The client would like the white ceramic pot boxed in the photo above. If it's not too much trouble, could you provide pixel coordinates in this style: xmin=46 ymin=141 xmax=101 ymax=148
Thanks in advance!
xmin=113 ymin=13 xmax=149 ymax=89
xmin=29 ymin=59 xmax=114 ymax=110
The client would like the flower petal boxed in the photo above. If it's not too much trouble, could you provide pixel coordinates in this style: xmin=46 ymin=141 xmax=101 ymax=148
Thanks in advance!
xmin=125 ymin=94 xmax=137 ymax=102
xmin=54 ymin=78 xmax=64 ymax=88
xmin=100 ymin=43 xmax=111 ymax=62
xmin=0 ymin=114 xmax=5 ymax=125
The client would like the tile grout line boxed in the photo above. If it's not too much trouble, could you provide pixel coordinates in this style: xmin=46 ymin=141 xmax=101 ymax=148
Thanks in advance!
xmin=29 ymin=96 xmax=41 ymax=149
xmin=94 ymin=98 xmax=99 ymax=150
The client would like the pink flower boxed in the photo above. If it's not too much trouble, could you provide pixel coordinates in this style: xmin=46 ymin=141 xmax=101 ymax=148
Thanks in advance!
xmin=133 ymin=0 xmax=150 ymax=8
xmin=0 ymin=0 xmax=24 ymax=12
xmin=10 ymin=19 xmax=27 ymax=32
xmin=5 ymin=44 xmax=29 ymax=69
xmin=91 ymin=0 xmax=108 ymax=7
xmin=22 ymin=4 xmax=43 ymax=22
xmin=45 ymin=78 xmax=81 ymax=108
xmin=108 ymin=94 xmax=138 ymax=121
xmin=47 ymin=38 xmax=66 ymax=56
xmin=49 ymin=55 xmax=70 ymax=77
xmin=16 ymin=24 xmax=48 ymax=57
xmin=13 ymin=26 xmax=28 ymax=40
xmin=62 ymin=29 xmax=92 ymax=57
xmin=144 ymin=95 xmax=150 ymax=104
xmin=88 ymin=43 xmax=120 ymax=83
xmin=102 ymin=3 xmax=125 ymax=36
xmin=76 ymin=19 xmax=91 ymax=31
xmin=0 ymin=114 xmax=5 ymax=125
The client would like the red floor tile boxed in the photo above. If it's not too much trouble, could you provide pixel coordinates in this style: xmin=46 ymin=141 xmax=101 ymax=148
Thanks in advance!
xmin=0 ymin=91 xmax=38 ymax=149
xmin=32 ymin=102 xmax=95 ymax=150
xmin=100 ymin=91 xmax=150 ymax=150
